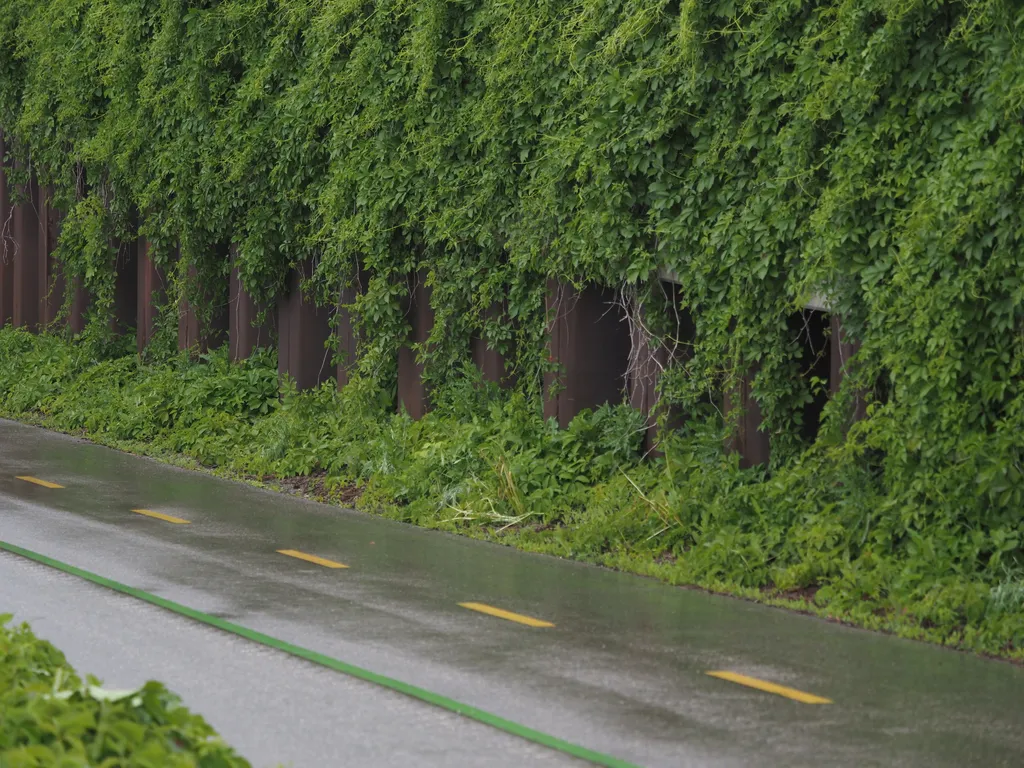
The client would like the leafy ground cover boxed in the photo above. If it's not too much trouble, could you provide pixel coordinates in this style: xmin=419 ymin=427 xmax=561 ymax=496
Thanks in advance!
xmin=0 ymin=613 xmax=249 ymax=767
xmin=2 ymin=0 xmax=1024 ymax=667
xmin=1 ymin=328 xmax=1021 ymax=663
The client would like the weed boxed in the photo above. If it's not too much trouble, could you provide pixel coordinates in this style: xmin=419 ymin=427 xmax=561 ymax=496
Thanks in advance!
xmin=0 ymin=329 xmax=1022 ymax=661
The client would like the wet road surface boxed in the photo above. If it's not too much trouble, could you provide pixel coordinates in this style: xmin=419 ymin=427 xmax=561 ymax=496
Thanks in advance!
xmin=0 ymin=419 xmax=1022 ymax=767
xmin=0 ymin=552 xmax=581 ymax=767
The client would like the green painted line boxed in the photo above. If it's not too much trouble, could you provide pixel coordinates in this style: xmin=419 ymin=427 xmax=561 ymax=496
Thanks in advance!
xmin=0 ymin=539 xmax=640 ymax=768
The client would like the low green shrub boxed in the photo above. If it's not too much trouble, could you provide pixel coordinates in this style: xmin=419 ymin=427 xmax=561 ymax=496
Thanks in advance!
xmin=0 ymin=614 xmax=249 ymax=767
xmin=0 ymin=328 xmax=1021 ymax=662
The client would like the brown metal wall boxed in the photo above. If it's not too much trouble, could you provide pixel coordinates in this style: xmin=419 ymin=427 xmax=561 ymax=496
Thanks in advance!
xmin=628 ymin=326 xmax=666 ymax=441
xmin=725 ymin=364 xmax=771 ymax=469
xmin=68 ymin=233 xmax=140 ymax=337
xmin=629 ymin=283 xmax=694 ymax=454
xmin=397 ymin=271 xmax=433 ymax=418
xmin=136 ymin=239 xmax=166 ymax=354
xmin=177 ymin=290 xmax=197 ymax=351
xmin=0 ymin=134 xmax=13 ymax=327
xmin=470 ymin=302 xmax=515 ymax=388
xmin=177 ymin=263 xmax=229 ymax=354
xmin=543 ymin=279 xmax=631 ymax=429
xmin=69 ymin=277 xmax=90 ymax=334
xmin=471 ymin=335 xmax=509 ymax=386
xmin=176 ymin=296 xmax=199 ymax=351
xmin=38 ymin=186 xmax=65 ymax=328
xmin=336 ymin=266 xmax=368 ymax=388
xmin=0 ymin=136 xmax=863 ymax=457
xmin=228 ymin=248 xmax=274 ymax=362
xmin=277 ymin=260 xmax=333 ymax=390
xmin=111 ymin=237 xmax=138 ymax=335
xmin=11 ymin=167 xmax=41 ymax=330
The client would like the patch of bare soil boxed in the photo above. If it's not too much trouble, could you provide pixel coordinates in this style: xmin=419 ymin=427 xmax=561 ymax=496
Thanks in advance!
xmin=771 ymin=584 xmax=821 ymax=603
xmin=263 ymin=471 xmax=364 ymax=506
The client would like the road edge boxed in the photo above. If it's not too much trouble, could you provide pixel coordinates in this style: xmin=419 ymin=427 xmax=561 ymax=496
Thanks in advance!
xmin=0 ymin=538 xmax=641 ymax=768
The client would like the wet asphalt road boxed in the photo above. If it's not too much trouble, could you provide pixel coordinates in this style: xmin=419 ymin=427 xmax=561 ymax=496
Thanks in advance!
xmin=0 ymin=419 xmax=1022 ymax=767
xmin=0 ymin=552 xmax=581 ymax=768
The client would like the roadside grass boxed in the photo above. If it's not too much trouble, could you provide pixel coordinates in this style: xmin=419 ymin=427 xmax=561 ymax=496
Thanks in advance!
xmin=1 ymin=328 xmax=1021 ymax=663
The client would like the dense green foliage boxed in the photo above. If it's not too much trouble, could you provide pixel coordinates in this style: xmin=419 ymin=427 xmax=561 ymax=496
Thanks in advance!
xmin=0 ymin=613 xmax=250 ymax=766
xmin=2 ymin=328 xmax=1022 ymax=660
xmin=1 ymin=1 xmax=1023 ymax=657
xmin=0 ymin=0 xmax=1022 ymax=439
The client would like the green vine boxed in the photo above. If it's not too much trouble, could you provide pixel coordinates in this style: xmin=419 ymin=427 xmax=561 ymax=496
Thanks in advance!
xmin=1 ymin=1 xmax=1023 ymax=625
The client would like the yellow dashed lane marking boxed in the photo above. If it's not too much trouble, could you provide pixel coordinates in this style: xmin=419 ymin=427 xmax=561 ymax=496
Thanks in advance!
xmin=458 ymin=602 xmax=555 ymax=628
xmin=277 ymin=549 xmax=348 ymax=569
xmin=706 ymin=671 xmax=832 ymax=704
xmin=132 ymin=509 xmax=190 ymax=525
xmin=16 ymin=476 xmax=64 ymax=489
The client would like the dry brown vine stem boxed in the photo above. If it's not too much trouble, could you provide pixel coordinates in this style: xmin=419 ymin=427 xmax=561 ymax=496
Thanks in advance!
xmin=619 ymin=468 xmax=677 ymax=531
